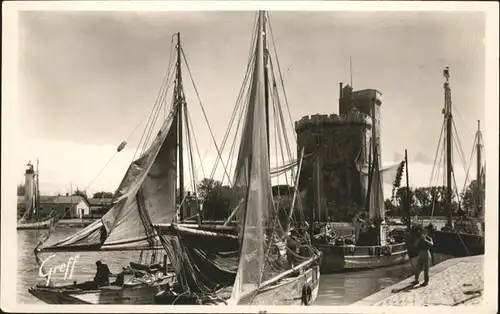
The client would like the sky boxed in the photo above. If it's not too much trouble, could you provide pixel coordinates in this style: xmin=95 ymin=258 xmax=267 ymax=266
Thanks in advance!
xmin=14 ymin=10 xmax=486 ymax=197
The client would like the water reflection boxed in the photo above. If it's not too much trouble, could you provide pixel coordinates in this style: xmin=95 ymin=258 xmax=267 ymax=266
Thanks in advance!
xmin=17 ymin=228 xmax=142 ymax=304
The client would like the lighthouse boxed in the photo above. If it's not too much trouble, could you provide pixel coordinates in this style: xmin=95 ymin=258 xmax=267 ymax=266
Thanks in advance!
xmin=24 ymin=161 xmax=36 ymax=216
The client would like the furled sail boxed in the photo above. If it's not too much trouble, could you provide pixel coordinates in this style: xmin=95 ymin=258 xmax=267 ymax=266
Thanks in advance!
xmin=229 ymin=12 xmax=287 ymax=305
xmin=19 ymin=194 xmax=35 ymax=223
xmin=38 ymin=106 xmax=179 ymax=252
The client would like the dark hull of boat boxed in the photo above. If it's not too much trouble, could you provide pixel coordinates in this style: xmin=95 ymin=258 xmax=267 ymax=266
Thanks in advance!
xmin=314 ymin=242 xmax=409 ymax=273
xmin=432 ymin=230 xmax=484 ymax=257
xmin=155 ymin=263 xmax=321 ymax=305
xmin=28 ymin=277 xmax=175 ymax=304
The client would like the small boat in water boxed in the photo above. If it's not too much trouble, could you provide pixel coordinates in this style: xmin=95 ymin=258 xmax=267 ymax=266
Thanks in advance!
xmin=153 ymin=11 xmax=321 ymax=305
xmin=29 ymin=263 xmax=175 ymax=304
xmin=17 ymin=219 xmax=53 ymax=230
xmin=17 ymin=160 xmax=54 ymax=230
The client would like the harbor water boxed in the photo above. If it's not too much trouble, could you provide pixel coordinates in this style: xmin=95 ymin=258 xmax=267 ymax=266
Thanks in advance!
xmin=17 ymin=224 xmax=449 ymax=305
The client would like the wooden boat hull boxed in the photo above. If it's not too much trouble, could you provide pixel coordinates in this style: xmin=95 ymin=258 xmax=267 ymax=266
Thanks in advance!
xmin=237 ymin=264 xmax=320 ymax=305
xmin=314 ymin=242 xmax=409 ymax=273
xmin=28 ymin=275 xmax=176 ymax=304
xmin=17 ymin=219 xmax=53 ymax=230
xmin=154 ymin=263 xmax=321 ymax=305
xmin=431 ymin=230 xmax=484 ymax=257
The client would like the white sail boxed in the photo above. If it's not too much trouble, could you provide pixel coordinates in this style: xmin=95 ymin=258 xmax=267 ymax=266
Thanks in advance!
xmin=39 ymin=106 xmax=179 ymax=252
xmin=229 ymin=11 xmax=291 ymax=305
xmin=357 ymin=157 xmax=401 ymax=220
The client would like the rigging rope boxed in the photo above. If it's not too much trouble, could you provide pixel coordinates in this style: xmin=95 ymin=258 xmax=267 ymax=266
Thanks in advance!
xmin=267 ymin=14 xmax=296 ymax=144
xmin=210 ymin=53 xmax=256 ymax=184
xmin=207 ymin=13 xmax=261 ymax=186
xmin=430 ymin=134 xmax=446 ymax=221
xmin=225 ymin=78 xmax=252 ymax=183
xmin=141 ymin=78 xmax=176 ymax=156
xmin=135 ymin=36 xmax=177 ymax=159
xmin=186 ymin=107 xmax=206 ymax=181
xmin=428 ymin=121 xmax=445 ymax=190
xmin=452 ymin=103 xmax=476 ymax=142
xmin=269 ymin=57 xmax=295 ymax=195
xmin=458 ymin=136 xmax=477 ymax=197
xmin=180 ymin=48 xmax=232 ymax=185
xmin=452 ymin=120 xmax=468 ymax=178
xmin=184 ymin=106 xmax=198 ymax=196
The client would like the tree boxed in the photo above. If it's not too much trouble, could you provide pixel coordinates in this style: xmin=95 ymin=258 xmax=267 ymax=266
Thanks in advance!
xmin=72 ymin=188 xmax=88 ymax=200
xmin=394 ymin=186 xmax=416 ymax=216
xmin=17 ymin=183 xmax=25 ymax=196
xmin=384 ymin=198 xmax=398 ymax=216
xmin=412 ymin=187 xmax=438 ymax=216
xmin=196 ymin=178 xmax=222 ymax=200
xmin=92 ymin=191 xmax=114 ymax=199
xmin=460 ymin=180 xmax=480 ymax=215
xmin=196 ymin=178 xmax=232 ymax=221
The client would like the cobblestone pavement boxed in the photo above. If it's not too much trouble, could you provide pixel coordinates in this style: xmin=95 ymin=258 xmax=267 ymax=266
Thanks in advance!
xmin=374 ymin=258 xmax=483 ymax=306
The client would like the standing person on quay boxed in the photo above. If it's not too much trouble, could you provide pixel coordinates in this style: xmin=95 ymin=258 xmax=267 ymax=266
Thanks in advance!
xmin=411 ymin=229 xmax=434 ymax=286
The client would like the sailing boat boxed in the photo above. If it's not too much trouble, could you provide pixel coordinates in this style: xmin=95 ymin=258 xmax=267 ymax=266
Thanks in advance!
xmin=311 ymin=89 xmax=409 ymax=273
xmin=27 ymin=31 xmax=216 ymax=304
xmin=152 ymin=11 xmax=321 ymax=306
xmin=426 ymin=67 xmax=485 ymax=257
xmin=17 ymin=160 xmax=54 ymax=230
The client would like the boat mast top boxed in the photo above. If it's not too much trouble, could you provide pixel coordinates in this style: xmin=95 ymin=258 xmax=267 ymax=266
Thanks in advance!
xmin=443 ymin=66 xmax=453 ymax=227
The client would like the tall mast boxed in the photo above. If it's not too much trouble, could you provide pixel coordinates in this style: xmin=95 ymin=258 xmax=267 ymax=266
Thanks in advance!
xmin=36 ymin=159 xmax=40 ymax=221
xmin=443 ymin=67 xmax=453 ymax=227
xmin=476 ymin=120 xmax=482 ymax=217
xmin=365 ymin=96 xmax=378 ymax=218
xmin=315 ymin=154 xmax=321 ymax=222
xmin=261 ymin=11 xmax=271 ymax=164
xmin=70 ymin=182 xmax=73 ymax=218
xmin=364 ymin=140 xmax=373 ymax=213
xmin=176 ymin=32 xmax=185 ymax=221
xmin=404 ymin=149 xmax=411 ymax=229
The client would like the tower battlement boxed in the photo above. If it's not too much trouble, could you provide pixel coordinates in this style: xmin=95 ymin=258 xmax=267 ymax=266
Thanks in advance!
xmin=295 ymin=112 xmax=371 ymax=132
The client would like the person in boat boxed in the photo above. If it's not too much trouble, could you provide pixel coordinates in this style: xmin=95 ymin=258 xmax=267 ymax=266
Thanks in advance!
xmin=100 ymin=225 xmax=108 ymax=244
xmin=300 ymin=221 xmax=311 ymax=244
xmin=286 ymin=227 xmax=300 ymax=268
xmin=353 ymin=212 xmax=366 ymax=242
xmin=411 ymin=229 xmax=434 ymax=286
xmin=94 ymin=260 xmax=113 ymax=287
xmin=286 ymin=223 xmax=312 ymax=267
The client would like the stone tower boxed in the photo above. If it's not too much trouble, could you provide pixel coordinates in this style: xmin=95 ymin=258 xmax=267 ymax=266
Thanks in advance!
xmin=295 ymin=82 xmax=382 ymax=222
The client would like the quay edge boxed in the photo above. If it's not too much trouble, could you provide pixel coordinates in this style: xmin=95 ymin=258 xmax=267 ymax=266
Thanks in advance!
xmin=351 ymin=255 xmax=484 ymax=306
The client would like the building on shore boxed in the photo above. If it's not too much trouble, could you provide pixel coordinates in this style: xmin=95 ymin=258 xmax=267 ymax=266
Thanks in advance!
xmin=295 ymin=83 xmax=382 ymax=222
xmin=88 ymin=198 xmax=113 ymax=218
xmin=41 ymin=195 xmax=91 ymax=219
xmin=17 ymin=194 xmax=91 ymax=219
